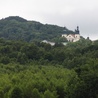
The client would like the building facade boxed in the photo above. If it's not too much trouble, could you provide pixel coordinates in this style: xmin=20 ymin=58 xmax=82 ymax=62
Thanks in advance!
xmin=62 ymin=26 xmax=80 ymax=42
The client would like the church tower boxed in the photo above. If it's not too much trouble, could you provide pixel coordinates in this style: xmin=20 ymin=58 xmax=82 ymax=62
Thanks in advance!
xmin=75 ymin=26 xmax=80 ymax=34
xmin=62 ymin=26 xmax=80 ymax=42
xmin=74 ymin=26 xmax=80 ymax=42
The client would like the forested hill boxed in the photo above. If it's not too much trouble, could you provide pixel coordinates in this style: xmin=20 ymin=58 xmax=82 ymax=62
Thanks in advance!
xmin=0 ymin=16 xmax=74 ymax=42
xmin=0 ymin=38 xmax=98 ymax=98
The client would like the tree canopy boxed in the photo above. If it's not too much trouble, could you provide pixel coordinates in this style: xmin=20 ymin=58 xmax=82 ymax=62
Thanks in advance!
xmin=0 ymin=38 xmax=97 ymax=98
xmin=0 ymin=16 xmax=75 ymax=42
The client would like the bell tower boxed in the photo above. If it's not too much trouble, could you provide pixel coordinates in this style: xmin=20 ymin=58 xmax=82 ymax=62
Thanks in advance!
xmin=75 ymin=26 xmax=80 ymax=34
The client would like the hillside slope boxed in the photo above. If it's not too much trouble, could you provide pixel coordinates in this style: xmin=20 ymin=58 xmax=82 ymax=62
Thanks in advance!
xmin=0 ymin=16 xmax=75 ymax=42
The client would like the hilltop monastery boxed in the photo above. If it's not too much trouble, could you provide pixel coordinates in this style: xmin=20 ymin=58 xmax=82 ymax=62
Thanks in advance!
xmin=62 ymin=26 xmax=80 ymax=42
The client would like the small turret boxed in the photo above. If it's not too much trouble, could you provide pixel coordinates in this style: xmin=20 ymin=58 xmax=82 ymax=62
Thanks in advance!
xmin=77 ymin=26 xmax=79 ymax=31
xmin=75 ymin=26 xmax=80 ymax=34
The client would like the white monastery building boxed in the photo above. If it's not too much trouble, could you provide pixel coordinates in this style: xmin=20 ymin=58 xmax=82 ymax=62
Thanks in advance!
xmin=62 ymin=26 xmax=80 ymax=42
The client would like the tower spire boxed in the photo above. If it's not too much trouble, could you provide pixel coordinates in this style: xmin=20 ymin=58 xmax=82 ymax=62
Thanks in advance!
xmin=75 ymin=26 xmax=79 ymax=34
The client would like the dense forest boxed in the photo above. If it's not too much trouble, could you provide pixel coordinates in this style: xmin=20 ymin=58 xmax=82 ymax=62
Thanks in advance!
xmin=0 ymin=16 xmax=75 ymax=42
xmin=0 ymin=37 xmax=98 ymax=98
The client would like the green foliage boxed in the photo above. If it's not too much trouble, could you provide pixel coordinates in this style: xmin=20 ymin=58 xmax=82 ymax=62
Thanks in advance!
xmin=0 ymin=16 xmax=73 ymax=42
xmin=0 ymin=64 xmax=75 ymax=98
xmin=44 ymin=90 xmax=56 ymax=98
xmin=0 ymin=56 xmax=10 ymax=64
xmin=0 ymin=88 xmax=4 ymax=98
xmin=17 ymin=52 xmax=28 ymax=64
xmin=0 ymin=38 xmax=97 ymax=98
xmin=32 ymin=88 xmax=41 ymax=98
xmin=10 ymin=87 xmax=23 ymax=98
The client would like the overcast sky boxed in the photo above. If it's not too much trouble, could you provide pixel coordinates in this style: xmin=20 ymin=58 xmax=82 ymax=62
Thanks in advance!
xmin=0 ymin=0 xmax=98 ymax=40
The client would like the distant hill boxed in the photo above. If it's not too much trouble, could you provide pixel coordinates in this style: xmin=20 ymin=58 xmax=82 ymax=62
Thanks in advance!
xmin=0 ymin=16 xmax=75 ymax=42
